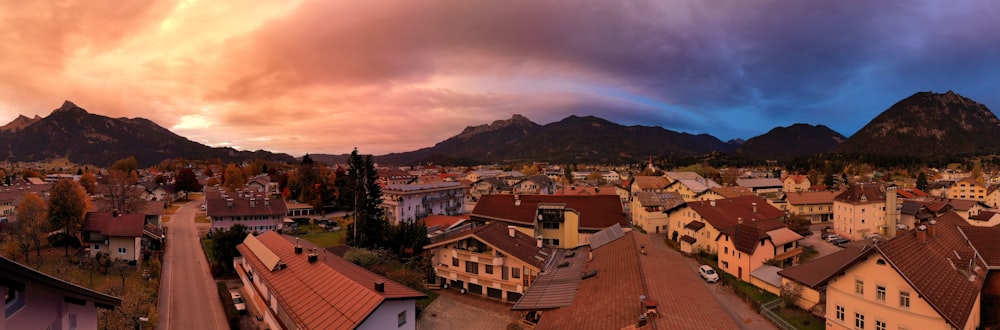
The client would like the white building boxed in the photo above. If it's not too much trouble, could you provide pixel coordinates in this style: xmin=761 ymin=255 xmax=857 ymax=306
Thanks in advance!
xmin=1 ymin=256 xmax=120 ymax=330
xmin=382 ymin=182 xmax=467 ymax=224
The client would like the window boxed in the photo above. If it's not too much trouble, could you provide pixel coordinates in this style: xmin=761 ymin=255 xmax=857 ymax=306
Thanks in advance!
xmin=899 ymin=291 xmax=910 ymax=308
xmin=552 ymin=239 xmax=560 ymax=246
xmin=512 ymin=267 xmax=521 ymax=279
xmin=724 ymin=247 xmax=728 ymax=254
xmin=542 ymin=222 xmax=560 ymax=229
xmin=485 ymin=265 xmax=494 ymax=274
xmin=93 ymin=244 xmax=100 ymax=251
xmin=855 ymin=312 xmax=865 ymax=329
xmin=502 ymin=266 xmax=509 ymax=280
xmin=5 ymin=287 xmax=24 ymax=317
xmin=69 ymin=314 xmax=77 ymax=330
xmin=398 ymin=310 xmax=406 ymax=327
xmin=875 ymin=320 xmax=885 ymax=330
xmin=836 ymin=305 xmax=845 ymax=321
xmin=855 ymin=279 xmax=864 ymax=295
xmin=876 ymin=286 xmax=886 ymax=302
xmin=118 ymin=247 xmax=127 ymax=255
xmin=452 ymin=257 xmax=459 ymax=267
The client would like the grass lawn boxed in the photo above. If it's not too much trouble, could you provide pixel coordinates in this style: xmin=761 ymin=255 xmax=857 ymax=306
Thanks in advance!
xmin=195 ymin=213 xmax=210 ymax=223
xmin=777 ymin=307 xmax=824 ymax=330
xmin=416 ymin=289 xmax=439 ymax=315
xmin=731 ymin=277 xmax=778 ymax=303
xmin=202 ymin=239 xmax=217 ymax=265
xmin=298 ymin=224 xmax=346 ymax=248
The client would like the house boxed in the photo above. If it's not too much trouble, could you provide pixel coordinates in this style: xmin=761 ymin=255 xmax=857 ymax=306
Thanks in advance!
xmin=703 ymin=186 xmax=755 ymax=200
xmin=424 ymin=222 xmax=551 ymax=303
xmin=136 ymin=181 xmax=177 ymax=202
xmin=735 ymin=178 xmax=784 ymax=196
xmin=668 ymin=195 xmax=786 ymax=254
xmin=778 ymin=244 xmax=874 ymax=312
xmin=629 ymin=176 xmax=670 ymax=195
xmin=246 ymin=175 xmax=280 ymax=196
xmin=0 ymin=183 xmax=52 ymax=222
xmin=235 ymin=231 xmax=426 ymax=330
xmin=783 ymin=174 xmax=812 ymax=192
xmin=381 ymin=182 xmax=466 ymax=224
xmin=463 ymin=169 xmax=503 ymax=182
xmin=664 ymin=176 xmax=723 ymax=202
xmin=925 ymin=181 xmax=953 ymax=198
xmin=948 ymin=199 xmax=988 ymax=222
xmin=525 ymin=227 xmax=739 ymax=329
xmin=80 ymin=212 xmax=144 ymax=261
xmin=630 ymin=191 xmax=684 ymax=234
xmin=832 ymin=184 xmax=898 ymax=240
xmin=824 ymin=213 xmax=989 ymax=330
xmin=0 ymin=256 xmax=121 ymax=330
xmin=512 ymin=175 xmax=556 ymax=195
xmin=419 ymin=214 xmax=470 ymax=238
xmin=784 ymin=190 xmax=841 ymax=223
xmin=715 ymin=219 xmax=803 ymax=282
xmin=470 ymin=177 xmax=511 ymax=202
xmin=986 ymin=186 xmax=1000 ymax=208
xmin=470 ymin=194 xmax=626 ymax=249
xmin=947 ymin=177 xmax=987 ymax=201
xmin=206 ymin=187 xmax=288 ymax=232
xmin=378 ymin=168 xmax=417 ymax=186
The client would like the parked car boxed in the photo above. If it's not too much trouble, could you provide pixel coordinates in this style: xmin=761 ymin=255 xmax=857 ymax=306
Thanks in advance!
xmin=832 ymin=238 xmax=850 ymax=246
xmin=824 ymin=234 xmax=841 ymax=243
xmin=230 ymin=291 xmax=247 ymax=314
xmin=698 ymin=265 xmax=719 ymax=283
xmin=820 ymin=232 xmax=836 ymax=241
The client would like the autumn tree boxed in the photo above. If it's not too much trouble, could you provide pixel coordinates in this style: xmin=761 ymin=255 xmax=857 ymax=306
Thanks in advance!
xmin=102 ymin=170 xmax=143 ymax=214
xmin=12 ymin=193 xmax=47 ymax=263
xmin=174 ymin=168 xmax=201 ymax=199
xmin=112 ymin=156 xmax=139 ymax=174
xmin=49 ymin=178 xmax=89 ymax=256
xmin=222 ymin=164 xmax=246 ymax=192
xmin=79 ymin=172 xmax=97 ymax=195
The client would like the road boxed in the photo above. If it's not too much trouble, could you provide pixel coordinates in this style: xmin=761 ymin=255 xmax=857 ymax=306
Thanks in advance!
xmin=158 ymin=195 xmax=229 ymax=330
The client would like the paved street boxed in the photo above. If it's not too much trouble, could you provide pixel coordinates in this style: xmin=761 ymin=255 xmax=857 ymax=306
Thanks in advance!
xmin=158 ymin=195 xmax=229 ymax=330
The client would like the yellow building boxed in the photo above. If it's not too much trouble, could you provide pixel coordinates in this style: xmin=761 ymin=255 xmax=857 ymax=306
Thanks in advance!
xmin=630 ymin=191 xmax=684 ymax=234
xmin=470 ymin=194 xmax=626 ymax=249
xmin=986 ymin=186 xmax=1000 ymax=208
xmin=833 ymin=184 xmax=897 ymax=240
xmin=778 ymin=244 xmax=873 ymax=313
xmin=784 ymin=190 xmax=841 ymax=223
xmin=424 ymin=222 xmax=550 ymax=303
xmin=948 ymin=177 xmax=987 ymax=201
xmin=664 ymin=176 xmax=722 ymax=202
xmin=666 ymin=196 xmax=786 ymax=254
xmin=782 ymin=174 xmax=812 ymax=193
xmin=825 ymin=213 xmax=989 ymax=330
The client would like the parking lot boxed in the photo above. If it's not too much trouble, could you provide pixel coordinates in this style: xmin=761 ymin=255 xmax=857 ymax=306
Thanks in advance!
xmin=417 ymin=289 xmax=519 ymax=330
xmin=799 ymin=224 xmax=842 ymax=259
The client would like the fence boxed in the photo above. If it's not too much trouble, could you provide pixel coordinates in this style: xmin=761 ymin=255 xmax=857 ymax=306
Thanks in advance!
xmin=760 ymin=299 xmax=796 ymax=330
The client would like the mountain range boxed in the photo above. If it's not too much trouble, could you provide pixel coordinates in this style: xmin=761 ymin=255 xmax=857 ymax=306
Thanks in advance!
xmin=3 ymin=90 xmax=997 ymax=167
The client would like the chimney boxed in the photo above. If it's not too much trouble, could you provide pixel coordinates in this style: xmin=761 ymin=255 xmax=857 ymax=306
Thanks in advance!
xmin=307 ymin=248 xmax=318 ymax=263
xmin=508 ymin=225 xmax=517 ymax=238
xmin=264 ymin=198 xmax=270 ymax=207
xmin=294 ymin=238 xmax=303 ymax=254
xmin=738 ymin=217 xmax=743 ymax=225
xmin=710 ymin=199 xmax=716 ymax=207
xmin=536 ymin=236 xmax=543 ymax=248
xmin=885 ymin=186 xmax=898 ymax=238
xmin=752 ymin=202 xmax=757 ymax=213
xmin=916 ymin=225 xmax=927 ymax=243
xmin=250 ymin=198 xmax=256 ymax=208
xmin=226 ymin=198 xmax=234 ymax=208
xmin=375 ymin=281 xmax=385 ymax=293
xmin=927 ymin=220 xmax=937 ymax=237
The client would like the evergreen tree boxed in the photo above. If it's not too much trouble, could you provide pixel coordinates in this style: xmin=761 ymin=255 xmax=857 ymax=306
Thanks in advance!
xmin=346 ymin=149 xmax=387 ymax=249
xmin=916 ymin=172 xmax=929 ymax=191
xmin=824 ymin=173 xmax=835 ymax=189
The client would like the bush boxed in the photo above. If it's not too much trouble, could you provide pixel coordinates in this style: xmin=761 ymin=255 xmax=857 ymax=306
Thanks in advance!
xmin=215 ymin=282 xmax=240 ymax=330
xmin=47 ymin=233 xmax=81 ymax=248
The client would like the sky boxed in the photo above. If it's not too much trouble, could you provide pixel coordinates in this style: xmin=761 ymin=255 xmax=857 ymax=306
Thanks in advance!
xmin=2 ymin=1 xmax=1000 ymax=157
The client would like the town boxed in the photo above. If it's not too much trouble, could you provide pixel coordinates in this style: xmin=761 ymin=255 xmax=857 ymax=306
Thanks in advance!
xmin=2 ymin=148 xmax=1000 ymax=330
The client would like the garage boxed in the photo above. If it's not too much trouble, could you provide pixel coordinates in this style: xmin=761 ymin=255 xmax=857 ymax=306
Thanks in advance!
xmin=487 ymin=288 xmax=503 ymax=300
xmin=467 ymin=283 xmax=483 ymax=295
xmin=507 ymin=291 xmax=522 ymax=302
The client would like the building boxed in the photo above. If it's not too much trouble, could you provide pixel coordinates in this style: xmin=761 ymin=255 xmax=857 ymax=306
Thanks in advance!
xmin=378 ymin=168 xmax=417 ymax=186
xmin=470 ymin=194 xmax=626 ymax=249
xmin=664 ymin=175 xmax=722 ymax=202
xmin=424 ymin=222 xmax=551 ymax=303
xmin=668 ymin=195 xmax=786 ymax=254
xmin=512 ymin=175 xmax=556 ymax=195
xmin=784 ymin=190 xmax=841 ymax=223
xmin=80 ymin=212 xmax=145 ymax=261
xmin=986 ymin=186 xmax=1000 ymax=208
xmin=629 ymin=176 xmax=670 ymax=195
xmin=206 ymin=187 xmax=288 ymax=232
xmin=235 ymin=232 xmax=425 ymax=330
xmin=469 ymin=177 xmax=511 ymax=202
xmin=715 ymin=219 xmax=803 ymax=282
xmin=630 ymin=191 xmax=684 ymax=234
xmin=947 ymin=177 xmax=987 ymax=201
xmin=832 ymin=184 xmax=897 ymax=240
xmin=381 ymin=182 xmax=466 ymax=224
xmin=463 ymin=169 xmax=503 ymax=182
xmin=735 ymin=178 xmax=784 ymax=196
xmin=824 ymin=213 xmax=989 ymax=330
xmin=778 ymin=244 xmax=874 ymax=312
xmin=0 ymin=256 xmax=121 ymax=330
xmin=783 ymin=174 xmax=812 ymax=192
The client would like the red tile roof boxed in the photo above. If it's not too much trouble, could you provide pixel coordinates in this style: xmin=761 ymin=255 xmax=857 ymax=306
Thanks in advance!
xmin=419 ymin=214 xmax=468 ymax=230
xmin=205 ymin=188 xmax=288 ymax=217
xmin=687 ymin=196 xmax=786 ymax=232
xmin=708 ymin=186 xmax=755 ymax=198
xmin=834 ymin=183 xmax=888 ymax=204
xmin=874 ymin=212 xmax=986 ymax=329
xmin=237 ymin=232 xmax=425 ymax=329
xmin=718 ymin=219 xmax=788 ymax=254
xmin=784 ymin=190 xmax=841 ymax=205
xmin=82 ymin=212 xmax=144 ymax=237
xmin=471 ymin=194 xmax=625 ymax=230
xmin=555 ymin=185 xmax=617 ymax=196
xmin=784 ymin=174 xmax=809 ymax=184
xmin=959 ymin=226 xmax=1000 ymax=268
xmin=779 ymin=244 xmax=873 ymax=288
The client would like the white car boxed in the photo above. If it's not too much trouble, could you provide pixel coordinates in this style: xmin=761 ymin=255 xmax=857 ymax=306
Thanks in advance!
xmin=698 ymin=265 xmax=719 ymax=283
xmin=230 ymin=291 xmax=247 ymax=314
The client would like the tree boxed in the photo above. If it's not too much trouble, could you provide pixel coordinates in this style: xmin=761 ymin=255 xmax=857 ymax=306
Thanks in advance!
xmin=102 ymin=170 xmax=143 ymax=214
xmin=175 ymin=168 xmax=201 ymax=199
xmin=112 ymin=156 xmax=139 ymax=174
xmin=824 ymin=173 xmax=835 ymax=189
xmin=345 ymin=149 xmax=387 ymax=249
xmin=49 ymin=178 xmax=89 ymax=256
xmin=207 ymin=224 xmax=249 ymax=273
xmin=916 ymin=172 xmax=929 ymax=191
xmin=222 ymin=164 xmax=246 ymax=192
xmin=13 ymin=192 xmax=47 ymax=262
xmin=79 ymin=172 xmax=97 ymax=195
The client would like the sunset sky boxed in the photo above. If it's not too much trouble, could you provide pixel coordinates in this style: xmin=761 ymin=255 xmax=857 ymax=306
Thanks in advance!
xmin=2 ymin=1 xmax=999 ymax=157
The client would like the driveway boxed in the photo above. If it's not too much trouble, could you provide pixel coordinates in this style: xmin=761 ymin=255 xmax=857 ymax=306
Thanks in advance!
xmin=157 ymin=195 xmax=229 ymax=330
xmin=417 ymin=289 xmax=518 ymax=330
xmin=800 ymin=224 xmax=841 ymax=259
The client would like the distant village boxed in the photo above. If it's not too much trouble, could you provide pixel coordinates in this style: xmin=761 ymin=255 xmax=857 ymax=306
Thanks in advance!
xmin=2 ymin=156 xmax=1000 ymax=330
